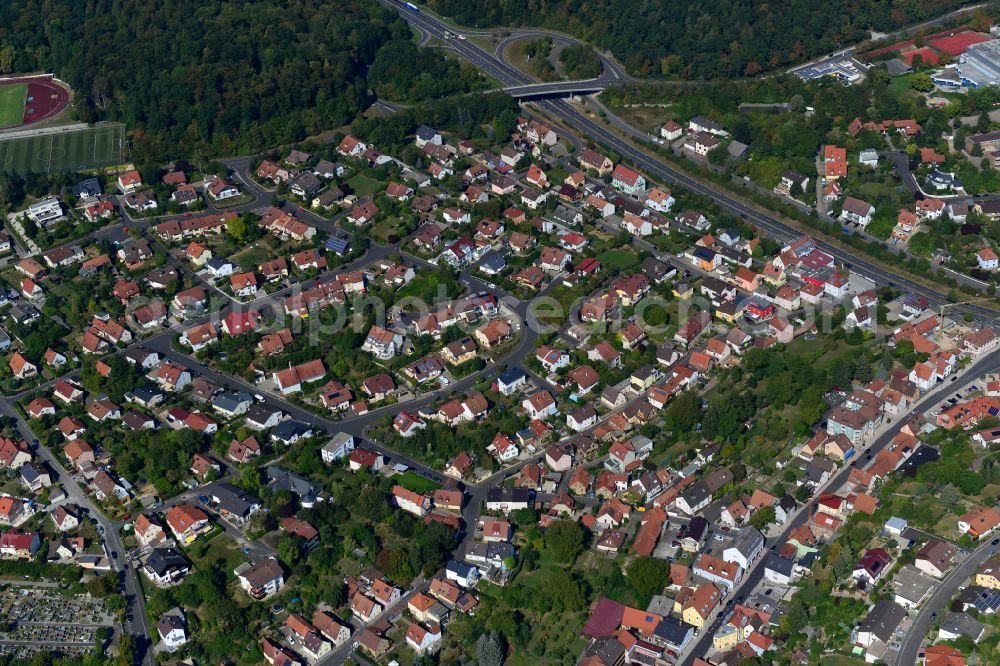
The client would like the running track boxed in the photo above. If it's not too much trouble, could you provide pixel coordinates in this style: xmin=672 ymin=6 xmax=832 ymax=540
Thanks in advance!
xmin=0 ymin=74 xmax=69 ymax=130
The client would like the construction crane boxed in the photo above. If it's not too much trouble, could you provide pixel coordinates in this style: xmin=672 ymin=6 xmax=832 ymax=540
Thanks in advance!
xmin=937 ymin=296 xmax=996 ymax=340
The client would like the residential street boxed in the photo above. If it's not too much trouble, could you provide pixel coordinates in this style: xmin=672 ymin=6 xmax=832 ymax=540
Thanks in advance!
xmin=2 ymin=4 xmax=999 ymax=663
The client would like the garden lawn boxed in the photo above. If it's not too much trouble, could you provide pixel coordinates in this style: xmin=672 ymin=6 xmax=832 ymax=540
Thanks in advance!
xmin=820 ymin=655 xmax=870 ymax=666
xmin=231 ymin=246 xmax=272 ymax=271
xmin=186 ymin=532 xmax=243 ymax=572
xmin=345 ymin=174 xmax=384 ymax=199
xmin=395 ymin=470 xmax=442 ymax=494
xmin=597 ymin=249 xmax=640 ymax=271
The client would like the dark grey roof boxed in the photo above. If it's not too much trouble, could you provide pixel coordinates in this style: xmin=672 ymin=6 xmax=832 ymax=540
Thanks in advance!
xmin=584 ymin=636 xmax=626 ymax=664
xmin=551 ymin=205 xmax=579 ymax=224
xmin=270 ymin=420 xmax=311 ymax=442
xmin=653 ymin=615 xmax=694 ymax=646
xmin=9 ymin=304 xmax=40 ymax=323
xmin=246 ymin=403 xmax=282 ymax=425
xmin=206 ymin=257 xmax=231 ymax=271
xmin=210 ymin=483 xmax=261 ymax=519
xmin=680 ymin=481 xmax=711 ymax=507
xmin=479 ymin=252 xmax=506 ymax=271
xmin=496 ymin=367 xmax=526 ymax=385
xmin=145 ymin=548 xmax=188 ymax=576
xmin=468 ymin=541 xmax=516 ymax=561
xmin=486 ymin=487 xmax=534 ymax=504
xmin=265 ymin=467 xmax=320 ymax=499
xmin=727 ymin=141 xmax=749 ymax=157
xmin=764 ymin=552 xmax=795 ymax=577
xmin=70 ymin=178 xmax=102 ymax=198
xmin=689 ymin=116 xmax=724 ymax=132
xmin=129 ymin=385 xmax=163 ymax=403
xmin=446 ymin=559 xmax=478 ymax=576
xmin=939 ymin=612 xmax=985 ymax=640
xmin=212 ymin=391 xmax=252 ymax=413
xmin=416 ymin=125 xmax=439 ymax=140
xmin=640 ymin=257 xmax=671 ymax=280
xmin=858 ymin=600 xmax=906 ymax=642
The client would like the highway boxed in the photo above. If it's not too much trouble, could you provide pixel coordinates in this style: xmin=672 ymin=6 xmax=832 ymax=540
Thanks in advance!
xmin=373 ymin=6 xmax=1000 ymax=662
xmin=6 ymin=5 xmax=995 ymax=661
xmin=381 ymin=0 xmax=999 ymax=327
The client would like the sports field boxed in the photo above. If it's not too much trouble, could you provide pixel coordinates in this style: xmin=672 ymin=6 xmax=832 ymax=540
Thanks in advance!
xmin=0 ymin=124 xmax=126 ymax=174
xmin=0 ymin=84 xmax=26 ymax=128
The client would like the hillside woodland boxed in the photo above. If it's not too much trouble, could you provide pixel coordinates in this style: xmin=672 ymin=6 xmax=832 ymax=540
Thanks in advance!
xmin=0 ymin=0 xmax=482 ymax=160
xmin=426 ymin=0 xmax=971 ymax=78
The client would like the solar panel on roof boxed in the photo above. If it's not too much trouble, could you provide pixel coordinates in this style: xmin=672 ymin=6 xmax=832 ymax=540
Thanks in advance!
xmin=326 ymin=238 xmax=348 ymax=253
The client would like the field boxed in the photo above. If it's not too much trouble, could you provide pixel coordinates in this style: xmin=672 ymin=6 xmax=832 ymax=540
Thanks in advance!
xmin=0 ymin=123 xmax=126 ymax=174
xmin=0 ymin=84 xmax=26 ymax=128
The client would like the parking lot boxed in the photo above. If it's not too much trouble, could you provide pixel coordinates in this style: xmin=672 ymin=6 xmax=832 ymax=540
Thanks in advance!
xmin=928 ymin=380 xmax=985 ymax=420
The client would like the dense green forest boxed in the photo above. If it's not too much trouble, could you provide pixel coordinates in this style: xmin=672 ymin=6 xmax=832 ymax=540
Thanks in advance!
xmin=425 ymin=0 xmax=972 ymax=78
xmin=368 ymin=39 xmax=488 ymax=102
xmin=0 ymin=1 xmax=480 ymax=160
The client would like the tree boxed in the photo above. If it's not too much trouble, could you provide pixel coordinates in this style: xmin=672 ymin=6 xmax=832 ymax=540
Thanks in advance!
xmin=114 ymin=634 xmax=135 ymax=666
xmin=545 ymin=519 xmax=584 ymax=563
xmin=543 ymin=571 xmax=587 ymax=612
xmin=226 ymin=214 xmax=251 ymax=242
xmin=909 ymin=73 xmax=934 ymax=92
xmin=832 ymin=543 xmax=855 ymax=580
xmin=780 ymin=601 xmax=808 ymax=634
xmin=239 ymin=465 xmax=261 ymax=494
xmin=938 ymin=483 xmax=960 ymax=506
xmin=86 ymin=574 xmax=114 ymax=597
xmin=626 ymin=556 xmax=671 ymax=600
xmin=276 ymin=535 xmax=302 ymax=566
xmin=665 ymin=390 xmax=700 ymax=433
xmin=748 ymin=505 xmax=775 ymax=529
xmin=476 ymin=631 xmax=505 ymax=666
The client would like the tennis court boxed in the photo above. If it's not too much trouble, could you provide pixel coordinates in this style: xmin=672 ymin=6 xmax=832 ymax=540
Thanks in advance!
xmin=0 ymin=84 xmax=26 ymax=128
xmin=0 ymin=124 xmax=126 ymax=174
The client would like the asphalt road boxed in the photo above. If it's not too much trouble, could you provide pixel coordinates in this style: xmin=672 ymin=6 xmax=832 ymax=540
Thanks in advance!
xmin=896 ymin=536 xmax=996 ymax=666
xmin=382 ymin=0 xmax=999 ymax=324
xmin=0 ymin=402 xmax=156 ymax=666
xmin=7 ymin=6 xmax=997 ymax=659
xmin=681 ymin=349 xmax=1000 ymax=664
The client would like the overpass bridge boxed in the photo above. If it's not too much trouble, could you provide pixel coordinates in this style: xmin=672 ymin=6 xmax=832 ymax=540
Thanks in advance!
xmin=502 ymin=79 xmax=609 ymax=99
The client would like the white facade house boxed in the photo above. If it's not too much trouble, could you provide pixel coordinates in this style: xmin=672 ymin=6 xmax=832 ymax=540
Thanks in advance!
xmin=25 ymin=198 xmax=64 ymax=225
xmin=321 ymin=433 xmax=356 ymax=464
